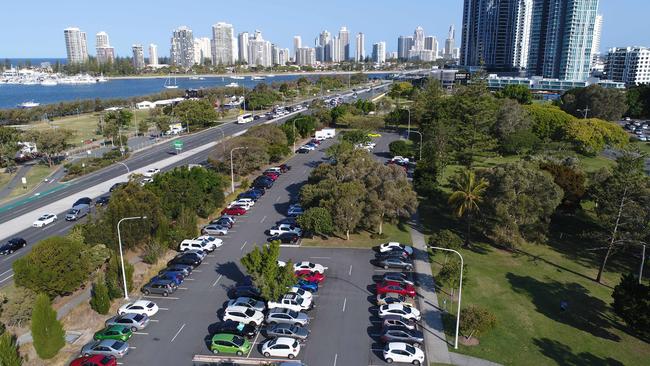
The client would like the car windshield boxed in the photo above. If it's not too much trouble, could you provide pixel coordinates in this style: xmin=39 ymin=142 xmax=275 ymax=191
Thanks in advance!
xmin=267 ymin=338 xmax=277 ymax=347
xmin=244 ymin=308 xmax=255 ymax=317
xmin=146 ymin=302 xmax=154 ymax=308
xmin=111 ymin=341 xmax=124 ymax=349
xmin=405 ymin=344 xmax=416 ymax=354
xmin=287 ymin=310 xmax=298 ymax=317
xmin=232 ymin=335 xmax=244 ymax=346
xmin=133 ymin=314 xmax=144 ymax=321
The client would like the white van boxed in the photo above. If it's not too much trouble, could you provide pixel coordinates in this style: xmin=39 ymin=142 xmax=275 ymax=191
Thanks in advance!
xmin=237 ymin=113 xmax=253 ymax=124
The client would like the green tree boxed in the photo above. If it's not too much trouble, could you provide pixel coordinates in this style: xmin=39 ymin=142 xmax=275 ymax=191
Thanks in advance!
xmin=0 ymin=126 xmax=21 ymax=170
xmin=0 ymin=333 xmax=22 ymax=366
xmin=137 ymin=118 xmax=150 ymax=136
xmin=363 ymin=165 xmax=417 ymax=235
xmin=330 ymin=181 xmax=366 ymax=240
xmin=105 ymin=252 xmax=134 ymax=299
xmin=388 ymin=140 xmax=413 ymax=158
xmin=560 ymin=84 xmax=627 ymax=121
xmin=340 ymin=129 xmax=371 ymax=145
xmin=174 ymin=99 xmax=218 ymax=129
xmin=24 ymin=129 xmax=73 ymax=167
xmin=460 ymin=305 xmax=497 ymax=341
xmin=497 ymin=84 xmax=532 ymax=104
xmin=240 ymin=241 xmax=296 ymax=301
xmin=448 ymin=169 xmax=489 ymax=246
xmin=564 ymin=118 xmax=628 ymax=156
xmin=89 ymin=281 xmax=111 ymax=315
xmin=540 ymin=161 xmax=586 ymax=213
xmin=388 ymin=82 xmax=414 ymax=107
xmin=611 ymin=273 xmax=650 ymax=337
xmin=625 ymin=84 xmax=650 ymax=118
xmin=13 ymin=236 xmax=90 ymax=297
xmin=500 ymin=129 xmax=540 ymax=155
xmin=297 ymin=207 xmax=334 ymax=238
xmin=525 ymin=104 xmax=575 ymax=141
xmin=31 ymin=294 xmax=65 ymax=360
xmin=437 ymin=259 xmax=467 ymax=306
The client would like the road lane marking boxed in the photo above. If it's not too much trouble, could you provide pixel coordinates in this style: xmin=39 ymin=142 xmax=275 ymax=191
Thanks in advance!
xmin=178 ymin=287 xmax=189 ymax=290
xmin=212 ymin=275 xmax=223 ymax=287
xmin=349 ymin=265 xmax=352 ymax=276
xmin=0 ymin=269 xmax=12 ymax=276
xmin=185 ymin=278 xmax=195 ymax=281
xmin=0 ymin=275 xmax=14 ymax=283
xmin=149 ymin=319 xmax=159 ymax=322
xmin=276 ymin=195 xmax=281 ymax=202
xmin=2 ymin=253 xmax=19 ymax=262
xmin=158 ymin=307 xmax=170 ymax=310
xmin=193 ymin=270 xmax=203 ymax=272
xmin=170 ymin=323 xmax=186 ymax=342
xmin=260 ymin=215 xmax=267 ymax=223
xmin=342 ymin=298 xmax=347 ymax=312
xmin=241 ymin=241 xmax=248 ymax=251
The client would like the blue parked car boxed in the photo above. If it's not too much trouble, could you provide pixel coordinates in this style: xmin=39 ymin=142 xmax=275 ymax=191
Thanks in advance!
xmin=238 ymin=191 xmax=261 ymax=201
xmin=153 ymin=272 xmax=183 ymax=286
xmin=297 ymin=279 xmax=318 ymax=292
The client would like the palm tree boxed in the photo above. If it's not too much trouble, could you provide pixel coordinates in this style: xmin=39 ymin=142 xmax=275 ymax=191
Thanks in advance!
xmin=448 ymin=169 xmax=489 ymax=247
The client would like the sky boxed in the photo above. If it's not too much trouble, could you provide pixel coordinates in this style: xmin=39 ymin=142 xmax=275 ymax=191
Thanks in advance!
xmin=1 ymin=0 xmax=649 ymax=58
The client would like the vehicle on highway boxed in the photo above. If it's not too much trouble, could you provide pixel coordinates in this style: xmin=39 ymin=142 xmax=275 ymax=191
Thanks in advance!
xmin=382 ymin=272 xmax=415 ymax=286
xmin=73 ymin=197 xmax=93 ymax=207
xmin=269 ymin=232 xmax=300 ymax=244
xmin=118 ymin=300 xmax=159 ymax=316
xmin=229 ymin=285 xmax=263 ymax=300
xmin=294 ymin=270 xmax=325 ymax=283
xmin=375 ymin=257 xmax=413 ymax=271
xmin=222 ymin=206 xmax=247 ymax=216
xmin=378 ymin=304 xmax=421 ymax=321
xmin=210 ymin=320 xmax=257 ymax=339
xmin=95 ymin=196 xmax=110 ymax=206
xmin=382 ymin=315 xmax=417 ymax=331
xmin=261 ymin=337 xmax=301 ymax=359
xmin=93 ymin=325 xmax=133 ymax=342
xmin=382 ymin=342 xmax=425 ymax=365
xmin=377 ymin=242 xmax=414 ymax=256
xmin=376 ymin=281 xmax=416 ymax=297
xmin=267 ymin=293 xmax=312 ymax=312
xmin=227 ymin=297 xmax=266 ymax=312
xmin=266 ymin=308 xmax=310 ymax=326
xmin=65 ymin=204 xmax=90 ymax=221
xmin=109 ymin=182 xmax=127 ymax=192
xmin=167 ymin=252 xmax=202 ymax=268
xmin=267 ymin=224 xmax=302 ymax=236
xmin=237 ymin=113 xmax=254 ymax=124
xmin=81 ymin=340 xmax=129 ymax=359
xmin=105 ymin=313 xmax=149 ymax=332
xmin=0 ymin=237 xmax=26 ymax=255
xmin=69 ymin=355 xmax=117 ymax=366
xmin=142 ymin=278 xmax=178 ymax=296
xmin=293 ymin=261 xmax=326 ymax=274
xmin=143 ymin=168 xmax=160 ymax=178
xmin=380 ymin=327 xmax=424 ymax=347
xmin=210 ymin=333 xmax=252 ymax=355
xmin=288 ymin=286 xmax=314 ymax=302
xmin=33 ymin=213 xmax=57 ymax=227
xmin=201 ymin=224 xmax=229 ymax=236
xmin=265 ymin=323 xmax=309 ymax=340
xmin=377 ymin=293 xmax=416 ymax=307
xmin=223 ymin=305 xmax=264 ymax=326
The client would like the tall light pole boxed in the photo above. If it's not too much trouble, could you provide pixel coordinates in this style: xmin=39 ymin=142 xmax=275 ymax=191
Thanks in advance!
xmin=639 ymin=244 xmax=646 ymax=284
xmin=428 ymin=246 xmax=464 ymax=350
xmin=117 ymin=216 xmax=147 ymax=300
xmin=230 ymin=146 xmax=246 ymax=193
xmin=410 ymin=131 xmax=423 ymax=161
xmin=406 ymin=108 xmax=411 ymax=138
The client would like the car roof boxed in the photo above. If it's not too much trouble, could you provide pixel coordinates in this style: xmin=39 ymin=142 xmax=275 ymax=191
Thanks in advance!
xmin=227 ymin=305 xmax=254 ymax=312
xmin=386 ymin=341 xmax=409 ymax=351
xmin=384 ymin=303 xmax=408 ymax=310
xmin=273 ymin=337 xmax=297 ymax=346
xmin=212 ymin=333 xmax=238 ymax=341
xmin=131 ymin=300 xmax=153 ymax=307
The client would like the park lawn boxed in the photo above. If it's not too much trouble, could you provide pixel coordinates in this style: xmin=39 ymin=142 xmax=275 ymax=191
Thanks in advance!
xmin=579 ymin=155 xmax=616 ymax=173
xmin=301 ymin=222 xmax=411 ymax=248
xmin=5 ymin=164 xmax=56 ymax=199
xmin=29 ymin=112 xmax=103 ymax=146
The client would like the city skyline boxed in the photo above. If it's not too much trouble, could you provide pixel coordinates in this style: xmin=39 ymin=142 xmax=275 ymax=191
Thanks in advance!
xmin=2 ymin=0 xmax=649 ymax=58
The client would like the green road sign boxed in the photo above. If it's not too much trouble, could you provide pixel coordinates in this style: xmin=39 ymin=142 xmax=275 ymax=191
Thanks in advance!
xmin=173 ymin=140 xmax=184 ymax=149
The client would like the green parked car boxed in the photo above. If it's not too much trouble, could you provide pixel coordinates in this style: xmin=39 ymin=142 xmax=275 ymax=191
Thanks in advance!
xmin=94 ymin=325 xmax=133 ymax=342
xmin=210 ymin=333 xmax=252 ymax=355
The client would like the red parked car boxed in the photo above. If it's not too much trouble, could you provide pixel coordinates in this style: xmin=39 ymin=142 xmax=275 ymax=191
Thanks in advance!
xmin=279 ymin=164 xmax=291 ymax=173
xmin=221 ymin=206 xmax=247 ymax=216
xmin=376 ymin=281 xmax=416 ymax=297
xmin=70 ymin=355 xmax=117 ymax=366
xmin=262 ymin=172 xmax=279 ymax=181
xmin=295 ymin=270 xmax=325 ymax=283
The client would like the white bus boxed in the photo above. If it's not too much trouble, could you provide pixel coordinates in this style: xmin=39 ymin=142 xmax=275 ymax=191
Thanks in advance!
xmin=237 ymin=113 xmax=254 ymax=124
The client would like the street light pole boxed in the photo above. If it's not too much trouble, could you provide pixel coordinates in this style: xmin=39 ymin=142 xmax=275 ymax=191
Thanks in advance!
xmin=230 ymin=146 xmax=246 ymax=193
xmin=410 ymin=131 xmax=423 ymax=160
xmin=640 ymin=244 xmax=646 ymax=284
xmin=406 ymin=108 xmax=411 ymax=138
xmin=428 ymin=246 xmax=464 ymax=349
xmin=117 ymin=216 xmax=147 ymax=300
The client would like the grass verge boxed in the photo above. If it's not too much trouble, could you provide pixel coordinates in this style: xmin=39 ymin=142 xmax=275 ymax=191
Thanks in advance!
xmin=301 ymin=222 xmax=411 ymax=248
xmin=6 ymin=164 xmax=57 ymax=199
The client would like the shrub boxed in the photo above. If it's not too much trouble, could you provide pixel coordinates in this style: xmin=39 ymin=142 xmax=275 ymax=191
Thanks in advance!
xmin=105 ymin=253 xmax=134 ymax=300
xmin=0 ymin=332 xmax=22 ymax=366
xmin=460 ymin=305 xmax=497 ymax=340
xmin=31 ymin=294 xmax=65 ymax=359
xmin=89 ymin=281 xmax=110 ymax=315
xmin=1 ymin=288 xmax=36 ymax=327
xmin=611 ymin=273 xmax=650 ymax=337
xmin=142 ymin=241 xmax=164 ymax=265
xmin=389 ymin=140 xmax=412 ymax=158
xmin=428 ymin=229 xmax=463 ymax=251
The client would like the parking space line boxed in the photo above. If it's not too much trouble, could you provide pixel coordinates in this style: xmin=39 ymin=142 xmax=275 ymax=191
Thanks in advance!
xmin=149 ymin=319 xmax=159 ymax=322
xmin=247 ymin=330 xmax=261 ymax=358
xmin=212 ymin=274 xmax=223 ymax=287
xmin=133 ymin=332 xmax=149 ymax=335
xmin=349 ymin=265 xmax=352 ymax=276
xmin=342 ymin=298 xmax=347 ymax=312
xmin=130 ymin=346 xmax=137 ymax=349
xmin=158 ymin=307 xmax=170 ymax=310
xmin=334 ymin=353 xmax=338 ymax=366
xmin=144 ymin=296 xmax=179 ymax=300
xmin=170 ymin=323 xmax=186 ymax=343
xmin=0 ymin=274 xmax=14 ymax=283
xmin=241 ymin=241 xmax=248 ymax=251
xmin=309 ymin=256 xmax=331 ymax=259
xmin=185 ymin=278 xmax=195 ymax=281
xmin=178 ymin=287 xmax=188 ymax=290
xmin=276 ymin=195 xmax=281 ymax=202
xmin=193 ymin=270 xmax=203 ymax=272
xmin=260 ymin=215 xmax=266 ymax=223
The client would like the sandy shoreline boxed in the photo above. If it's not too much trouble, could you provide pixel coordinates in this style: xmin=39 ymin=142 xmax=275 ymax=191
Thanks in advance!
xmin=109 ymin=70 xmax=394 ymax=80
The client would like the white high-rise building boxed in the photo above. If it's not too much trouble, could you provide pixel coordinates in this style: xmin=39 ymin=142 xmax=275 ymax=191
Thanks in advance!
xmin=296 ymin=47 xmax=316 ymax=66
xmin=149 ymin=44 xmax=159 ymax=66
xmin=64 ymin=27 xmax=88 ymax=64
xmin=605 ymin=47 xmax=650 ymax=85
xmin=194 ymin=37 xmax=212 ymax=65
xmin=238 ymin=32 xmax=250 ymax=64
xmin=513 ymin=0 xmax=533 ymax=69
xmin=211 ymin=22 xmax=236 ymax=65
xmin=592 ymin=14 xmax=603 ymax=61
xmin=424 ymin=36 xmax=439 ymax=60
xmin=445 ymin=24 xmax=455 ymax=59
xmin=95 ymin=31 xmax=115 ymax=65
xmin=408 ymin=26 xmax=435 ymax=61
xmin=355 ymin=32 xmax=365 ymax=62
xmin=271 ymin=44 xmax=280 ymax=65
xmin=170 ymin=26 xmax=195 ymax=69
xmin=413 ymin=26 xmax=425 ymax=50
xmin=372 ymin=42 xmax=386 ymax=64
xmin=248 ymin=30 xmax=272 ymax=67
xmin=278 ymin=48 xmax=290 ymax=65
xmin=132 ymin=44 xmax=145 ymax=70
xmin=388 ymin=51 xmax=398 ymax=60
xmin=293 ymin=35 xmax=302 ymax=61
xmin=96 ymin=32 xmax=109 ymax=48
xmin=339 ymin=26 xmax=350 ymax=60
xmin=331 ymin=36 xmax=342 ymax=63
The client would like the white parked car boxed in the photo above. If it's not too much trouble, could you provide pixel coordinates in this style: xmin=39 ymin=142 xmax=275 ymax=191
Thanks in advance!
xmin=33 ymin=213 xmax=57 ymax=228
xmin=288 ymin=287 xmax=313 ymax=302
xmin=379 ymin=242 xmax=414 ymax=256
xmin=261 ymin=337 xmax=301 ymax=359
xmin=267 ymin=293 xmax=312 ymax=312
xmin=378 ymin=304 xmax=421 ymax=321
xmin=196 ymin=235 xmax=224 ymax=248
xmin=223 ymin=305 xmax=264 ymax=326
xmin=143 ymin=168 xmax=160 ymax=178
xmin=278 ymin=260 xmax=287 ymax=267
xmin=118 ymin=300 xmax=159 ymax=317
xmin=391 ymin=156 xmax=409 ymax=164
xmin=383 ymin=342 xmax=425 ymax=365
xmin=268 ymin=224 xmax=303 ymax=237
xmin=227 ymin=297 xmax=266 ymax=312
xmin=300 ymin=144 xmax=316 ymax=151
xmin=229 ymin=199 xmax=254 ymax=210
xmin=179 ymin=237 xmax=220 ymax=253
xmin=293 ymin=261 xmax=326 ymax=274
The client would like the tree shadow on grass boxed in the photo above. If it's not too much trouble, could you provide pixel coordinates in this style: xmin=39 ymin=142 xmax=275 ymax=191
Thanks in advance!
xmin=533 ymin=338 xmax=624 ymax=366
xmin=506 ymin=273 xmax=621 ymax=342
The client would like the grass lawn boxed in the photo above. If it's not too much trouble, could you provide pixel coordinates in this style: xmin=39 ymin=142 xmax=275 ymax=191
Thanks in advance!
xmin=421 ymin=197 xmax=650 ymax=366
xmin=5 ymin=164 xmax=57 ymax=199
xmin=0 ymin=171 xmax=13 ymax=191
xmin=631 ymin=141 xmax=650 ymax=155
xmin=301 ymin=222 xmax=412 ymax=249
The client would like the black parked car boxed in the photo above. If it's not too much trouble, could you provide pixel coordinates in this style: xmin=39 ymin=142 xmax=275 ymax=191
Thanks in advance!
xmin=0 ymin=238 xmax=26 ymax=255
xmin=228 ymin=285 xmax=263 ymax=300
xmin=253 ymin=179 xmax=273 ymax=189
xmin=167 ymin=253 xmax=202 ymax=268
xmin=109 ymin=182 xmax=127 ymax=192
xmin=268 ymin=232 xmax=300 ymax=244
xmin=95 ymin=196 xmax=110 ymax=206
xmin=380 ymin=326 xmax=424 ymax=346
xmin=297 ymin=147 xmax=310 ymax=154
xmin=374 ymin=257 xmax=413 ymax=271
xmin=265 ymin=323 xmax=309 ymax=340
xmin=211 ymin=217 xmax=233 ymax=229
xmin=211 ymin=320 xmax=257 ymax=338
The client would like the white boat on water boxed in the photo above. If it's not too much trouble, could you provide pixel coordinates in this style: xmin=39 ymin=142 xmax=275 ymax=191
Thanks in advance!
xmin=266 ymin=74 xmax=276 ymax=77
xmin=164 ymin=73 xmax=178 ymax=89
xmin=251 ymin=76 xmax=266 ymax=80
xmin=189 ymin=76 xmax=200 ymax=80
xmin=231 ymin=76 xmax=244 ymax=80
xmin=41 ymin=79 xmax=57 ymax=86
xmin=225 ymin=82 xmax=239 ymax=88
xmin=97 ymin=74 xmax=109 ymax=83
xmin=18 ymin=101 xmax=40 ymax=108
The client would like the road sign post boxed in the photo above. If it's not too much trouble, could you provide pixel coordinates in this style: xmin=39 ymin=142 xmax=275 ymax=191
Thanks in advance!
xmin=173 ymin=140 xmax=184 ymax=155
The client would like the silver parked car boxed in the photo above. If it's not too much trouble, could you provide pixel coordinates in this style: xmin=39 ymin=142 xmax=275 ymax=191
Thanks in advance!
xmin=80 ymin=339 xmax=129 ymax=358
xmin=105 ymin=313 xmax=149 ymax=331
xmin=266 ymin=308 xmax=310 ymax=326
xmin=265 ymin=323 xmax=309 ymax=340
xmin=202 ymin=224 xmax=229 ymax=236
xmin=227 ymin=297 xmax=266 ymax=312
